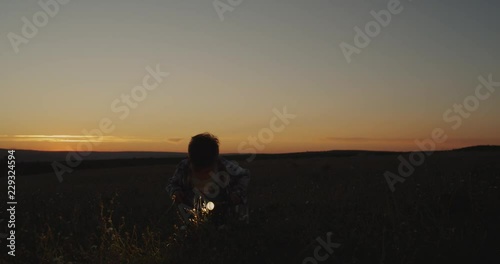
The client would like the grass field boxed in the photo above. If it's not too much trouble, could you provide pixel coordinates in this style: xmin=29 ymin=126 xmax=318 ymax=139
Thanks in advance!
xmin=7 ymin=150 xmax=500 ymax=263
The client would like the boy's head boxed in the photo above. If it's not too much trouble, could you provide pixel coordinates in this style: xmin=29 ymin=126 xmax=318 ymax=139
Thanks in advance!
xmin=188 ymin=133 xmax=219 ymax=173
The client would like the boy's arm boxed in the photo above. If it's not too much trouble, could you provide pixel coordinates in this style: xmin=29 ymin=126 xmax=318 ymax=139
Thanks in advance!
xmin=224 ymin=159 xmax=251 ymax=203
xmin=165 ymin=159 xmax=188 ymax=198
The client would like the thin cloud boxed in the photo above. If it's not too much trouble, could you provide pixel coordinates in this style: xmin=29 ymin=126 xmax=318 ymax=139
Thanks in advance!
xmin=0 ymin=135 xmax=170 ymax=143
xmin=166 ymin=138 xmax=184 ymax=144
xmin=323 ymin=137 xmax=411 ymax=143
xmin=323 ymin=137 xmax=500 ymax=149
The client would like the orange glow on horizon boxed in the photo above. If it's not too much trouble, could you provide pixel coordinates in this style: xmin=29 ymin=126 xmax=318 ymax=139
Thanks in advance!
xmin=1 ymin=134 xmax=499 ymax=153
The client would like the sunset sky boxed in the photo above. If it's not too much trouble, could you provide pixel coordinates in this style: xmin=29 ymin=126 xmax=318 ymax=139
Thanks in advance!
xmin=1 ymin=0 xmax=499 ymax=153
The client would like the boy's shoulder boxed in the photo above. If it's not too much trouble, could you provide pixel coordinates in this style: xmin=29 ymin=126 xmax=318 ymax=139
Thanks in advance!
xmin=175 ymin=158 xmax=190 ymax=172
xmin=219 ymin=157 xmax=248 ymax=176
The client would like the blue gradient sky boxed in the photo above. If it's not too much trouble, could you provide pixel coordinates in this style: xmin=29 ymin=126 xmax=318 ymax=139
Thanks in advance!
xmin=1 ymin=0 xmax=499 ymax=152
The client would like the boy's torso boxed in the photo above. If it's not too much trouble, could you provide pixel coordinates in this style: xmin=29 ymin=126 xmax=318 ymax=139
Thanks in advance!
xmin=182 ymin=158 xmax=231 ymax=203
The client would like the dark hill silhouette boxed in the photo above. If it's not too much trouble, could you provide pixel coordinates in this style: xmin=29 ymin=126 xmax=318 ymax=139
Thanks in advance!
xmin=454 ymin=145 xmax=500 ymax=152
xmin=0 ymin=149 xmax=186 ymax=162
xmin=3 ymin=145 xmax=498 ymax=176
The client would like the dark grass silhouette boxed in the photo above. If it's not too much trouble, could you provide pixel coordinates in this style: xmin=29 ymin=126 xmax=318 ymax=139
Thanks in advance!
xmin=7 ymin=147 xmax=500 ymax=263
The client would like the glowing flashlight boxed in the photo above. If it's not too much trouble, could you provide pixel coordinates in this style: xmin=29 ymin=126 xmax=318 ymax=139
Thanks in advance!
xmin=206 ymin=201 xmax=215 ymax=211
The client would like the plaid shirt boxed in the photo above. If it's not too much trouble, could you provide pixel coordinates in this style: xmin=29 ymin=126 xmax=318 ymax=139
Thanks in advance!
xmin=165 ymin=157 xmax=250 ymax=204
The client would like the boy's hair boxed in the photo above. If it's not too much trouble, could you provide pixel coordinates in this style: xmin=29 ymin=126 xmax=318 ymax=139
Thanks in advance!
xmin=188 ymin=132 xmax=219 ymax=170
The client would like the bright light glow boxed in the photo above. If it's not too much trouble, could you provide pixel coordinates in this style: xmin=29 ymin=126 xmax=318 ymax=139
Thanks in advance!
xmin=206 ymin=202 xmax=215 ymax=211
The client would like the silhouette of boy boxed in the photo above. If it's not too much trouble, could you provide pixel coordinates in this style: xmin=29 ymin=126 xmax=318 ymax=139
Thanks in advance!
xmin=166 ymin=133 xmax=250 ymax=208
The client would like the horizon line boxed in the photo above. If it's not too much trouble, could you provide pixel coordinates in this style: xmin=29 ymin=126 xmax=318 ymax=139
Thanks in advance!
xmin=2 ymin=144 xmax=499 ymax=155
